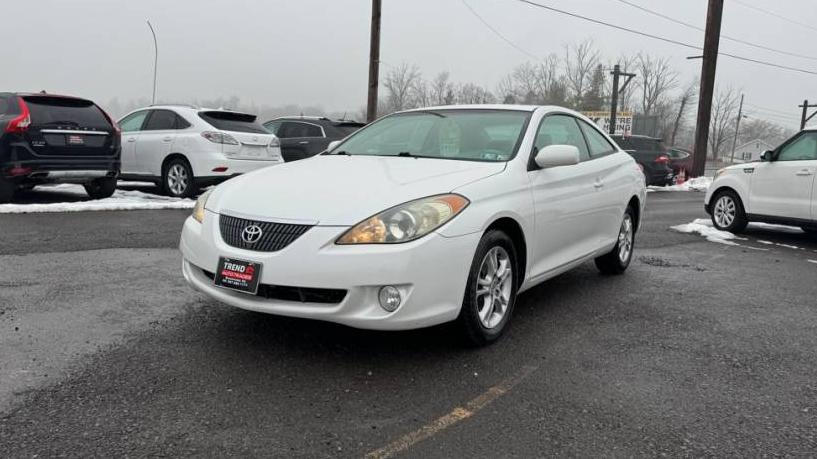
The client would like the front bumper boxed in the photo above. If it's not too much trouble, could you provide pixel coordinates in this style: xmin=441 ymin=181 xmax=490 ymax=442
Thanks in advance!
xmin=179 ymin=212 xmax=481 ymax=330
xmin=3 ymin=158 xmax=120 ymax=184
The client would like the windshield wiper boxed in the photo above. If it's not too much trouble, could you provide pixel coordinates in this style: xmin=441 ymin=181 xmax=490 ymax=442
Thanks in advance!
xmin=397 ymin=151 xmax=416 ymax=157
xmin=416 ymin=110 xmax=446 ymax=118
xmin=323 ymin=150 xmax=351 ymax=156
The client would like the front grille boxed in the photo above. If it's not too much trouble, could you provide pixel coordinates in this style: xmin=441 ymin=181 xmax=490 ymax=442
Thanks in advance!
xmin=219 ymin=214 xmax=313 ymax=252
xmin=202 ymin=269 xmax=347 ymax=304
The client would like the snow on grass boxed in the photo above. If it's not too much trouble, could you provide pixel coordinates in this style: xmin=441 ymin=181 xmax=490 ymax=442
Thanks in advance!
xmin=648 ymin=176 xmax=712 ymax=192
xmin=0 ymin=184 xmax=194 ymax=214
xmin=670 ymin=218 xmax=743 ymax=246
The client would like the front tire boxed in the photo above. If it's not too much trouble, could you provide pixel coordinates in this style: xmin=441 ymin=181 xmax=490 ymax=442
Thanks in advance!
xmin=710 ymin=189 xmax=748 ymax=233
xmin=595 ymin=205 xmax=636 ymax=275
xmin=162 ymin=158 xmax=198 ymax=198
xmin=84 ymin=177 xmax=117 ymax=199
xmin=457 ymin=230 xmax=519 ymax=346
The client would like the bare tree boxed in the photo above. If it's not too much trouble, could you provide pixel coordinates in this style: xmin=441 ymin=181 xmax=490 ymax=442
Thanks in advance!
xmin=383 ymin=63 xmax=421 ymax=113
xmin=669 ymin=79 xmax=698 ymax=146
xmin=456 ymin=83 xmax=495 ymax=104
xmin=737 ymin=118 xmax=794 ymax=147
xmin=564 ymin=40 xmax=601 ymax=109
xmin=634 ymin=53 xmax=678 ymax=115
xmin=708 ymin=87 xmax=741 ymax=160
xmin=430 ymin=72 xmax=454 ymax=106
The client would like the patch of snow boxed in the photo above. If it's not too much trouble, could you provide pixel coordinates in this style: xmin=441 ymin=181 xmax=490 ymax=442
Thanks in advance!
xmin=808 ymin=260 xmax=817 ymax=265
xmin=775 ymin=243 xmax=801 ymax=250
xmin=0 ymin=184 xmax=194 ymax=214
xmin=670 ymin=218 xmax=741 ymax=246
xmin=648 ymin=176 xmax=712 ymax=192
xmin=757 ymin=240 xmax=774 ymax=245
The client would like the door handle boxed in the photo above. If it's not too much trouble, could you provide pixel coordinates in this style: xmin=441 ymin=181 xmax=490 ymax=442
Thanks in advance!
xmin=298 ymin=141 xmax=309 ymax=145
xmin=127 ymin=137 xmax=137 ymax=142
xmin=796 ymin=169 xmax=813 ymax=176
xmin=594 ymin=180 xmax=604 ymax=189
xmin=162 ymin=136 xmax=173 ymax=142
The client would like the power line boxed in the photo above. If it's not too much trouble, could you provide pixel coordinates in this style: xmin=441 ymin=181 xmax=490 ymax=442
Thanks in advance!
xmin=510 ymin=0 xmax=817 ymax=77
xmin=744 ymin=102 xmax=799 ymax=118
xmin=613 ymin=0 xmax=817 ymax=62
xmin=731 ymin=0 xmax=817 ymax=34
xmin=461 ymin=0 xmax=541 ymax=60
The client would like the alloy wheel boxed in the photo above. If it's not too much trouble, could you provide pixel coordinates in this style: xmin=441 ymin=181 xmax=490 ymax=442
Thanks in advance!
xmin=167 ymin=164 xmax=189 ymax=196
xmin=618 ymin=213 xmax=634 ymax=263
xmin=714 ymin=195 xmax=736 ymax=228
xmin=475 ymin=246 xmax=513 ymax=329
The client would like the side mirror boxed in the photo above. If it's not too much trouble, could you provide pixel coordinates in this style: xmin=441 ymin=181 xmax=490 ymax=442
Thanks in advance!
xmin=760 ymin=150 xmax=774 ymax=162
xmin=326 ymin=140 xmax=342 ymax=152
xmin=534 ymin=144 xmax=581 ymax=169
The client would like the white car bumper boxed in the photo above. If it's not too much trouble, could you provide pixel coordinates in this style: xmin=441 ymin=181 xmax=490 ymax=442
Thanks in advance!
xmin=179 ymin=212 xmax=481 ymax=330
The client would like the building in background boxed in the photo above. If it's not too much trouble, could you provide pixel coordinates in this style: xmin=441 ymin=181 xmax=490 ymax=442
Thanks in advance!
xmin=731 ymin=139 xmax=773 ymax=163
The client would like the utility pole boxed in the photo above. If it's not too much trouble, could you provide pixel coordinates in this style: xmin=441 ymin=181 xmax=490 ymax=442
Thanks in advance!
xmin=799 ymin=99 xmax=817 ymax=130
xmin=366 ymin=0 xmax=382 ymax=123
xmin=609 ymin=64 xmax=636 ymax=135
xmin=691 ymin=0 xmax=724 ymax=177
xmin=146 ymin=20 xmax=158 ymax=105
xmin=729 ymin=93 xmax=744 ymax=164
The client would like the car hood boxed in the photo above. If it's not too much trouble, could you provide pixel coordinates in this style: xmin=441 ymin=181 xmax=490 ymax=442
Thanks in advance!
xmin=206 ymin=155 xmax=506 ymax=225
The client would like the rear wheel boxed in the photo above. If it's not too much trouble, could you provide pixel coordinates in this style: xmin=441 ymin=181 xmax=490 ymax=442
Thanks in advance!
xmin=458 ymin=230 xmax=519 ymax=346
xmin=162 ymin=158 xmax=197 ymax=198
xmin=710 ymin=190 xmax=748 ymax=233
xmin=84 ymin=176 xmax=117 ymax=200
xmin=0 ymin=177 xmax=15 ymax=203
xmin=595 ymin=206 xmax=636 ymax=275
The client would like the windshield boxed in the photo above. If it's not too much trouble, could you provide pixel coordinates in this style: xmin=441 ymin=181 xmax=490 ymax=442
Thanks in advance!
xmin=333 ymin=110 xmax=530 ymax=162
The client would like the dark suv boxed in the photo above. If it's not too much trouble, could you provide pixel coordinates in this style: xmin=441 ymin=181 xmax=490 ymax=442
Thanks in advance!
xmin=262 ymin=116 xmax=365 ymax=162
xmin=610 ymin=134 xmax=674 ymax=186
xmin=0 ymin=93 xmax=120 ymax=202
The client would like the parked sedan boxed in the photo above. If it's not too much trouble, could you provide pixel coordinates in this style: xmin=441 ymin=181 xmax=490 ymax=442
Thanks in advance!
xmin=118 ymin=105 xmax=283 ymax=198
xmin=262 ymin=116 xmax=365 ymax=162
xmin=610 ymin=134 xmax=674 ymax=186
xmin=705 ymin=127 xmax=817 ymax=234
xmin=180 ymin=105 xmax=646 ymax=345
xmin=0 ymin=92 xmax=120 ymax=202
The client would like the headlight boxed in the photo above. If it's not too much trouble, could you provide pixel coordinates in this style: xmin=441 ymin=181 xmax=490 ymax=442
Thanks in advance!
xmin=192 ymin=189 xmax=213 ymax=223
xmin=336 ymin=194 xmax=469 ymax=244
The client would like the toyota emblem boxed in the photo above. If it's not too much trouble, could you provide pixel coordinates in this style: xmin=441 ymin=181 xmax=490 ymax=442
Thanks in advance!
xmin=241 ymin=225 xmax=263 ymax=244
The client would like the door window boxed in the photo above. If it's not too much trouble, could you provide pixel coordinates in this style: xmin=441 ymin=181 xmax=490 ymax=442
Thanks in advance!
xmin=143 ymin=110 xmax=178 ymax=131
xmin=777 ymin=132 xmax=817 ymax=161
xmin=279 ymin=121 xmax=323 ymax=138
xmin=534 ymin=115 xmax=590 ymax=161
xmin=577 ymin=119 xmax=616 ymax=158
xmin=119 ymin=111 xmax=149 ymax=132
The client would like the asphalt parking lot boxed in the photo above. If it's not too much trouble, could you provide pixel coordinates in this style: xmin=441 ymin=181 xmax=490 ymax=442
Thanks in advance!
xmin=1 ymin=191 xmax=816 ymax=457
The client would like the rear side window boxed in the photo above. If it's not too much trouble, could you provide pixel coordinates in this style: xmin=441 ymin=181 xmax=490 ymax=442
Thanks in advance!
xmin=263 ymin=120 xmax=282 ymax=135
xmin=23 ymin=96 xmax=110 ymax=129
xmin=578 ymin=120 xmax=616 ymax=158
xmin=143 ymin=110 xmax=179 ymax=130
xmin=199 ymin=111 xmax=267 ymax=133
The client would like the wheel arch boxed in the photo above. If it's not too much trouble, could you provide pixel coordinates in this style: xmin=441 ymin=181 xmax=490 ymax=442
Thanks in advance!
xmin=710 ymin=185 xmax=747 ymax=210
xmin=161 ymin=153 xmax=193 ymax=176
xmin=485 ymin=217 xmax=527 ymax=288
xmin=627 ymin=195 xmax=641 ymax=231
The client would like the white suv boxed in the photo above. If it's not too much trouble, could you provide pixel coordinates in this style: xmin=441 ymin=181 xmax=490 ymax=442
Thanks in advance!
xmin=705 ymin=127 xmax=817 ymax=234
xmin=117 ymin=105 xmax=283 ymax=197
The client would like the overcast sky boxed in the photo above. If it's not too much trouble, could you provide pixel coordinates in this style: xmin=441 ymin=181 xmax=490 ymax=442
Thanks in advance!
xmin=3 ymin=0 xmax=816 ymax=127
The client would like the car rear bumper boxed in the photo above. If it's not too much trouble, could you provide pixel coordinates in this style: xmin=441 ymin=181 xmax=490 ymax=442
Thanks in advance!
xmin=2 ymin=158 xmax=120 ymax=183
xmin=179 ymin=212 xmax=481 ymax=330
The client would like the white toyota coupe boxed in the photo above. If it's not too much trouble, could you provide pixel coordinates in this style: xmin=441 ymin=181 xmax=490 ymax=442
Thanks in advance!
xmin=180 ymin=105 xmax=646 ymax=345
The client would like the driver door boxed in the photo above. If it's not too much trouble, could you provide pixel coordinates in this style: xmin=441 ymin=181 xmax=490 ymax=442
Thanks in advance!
xmin=749 ymin=131 xmax=817 ymax=219
xmin=527 ymin=114 xmax=600 ymax=278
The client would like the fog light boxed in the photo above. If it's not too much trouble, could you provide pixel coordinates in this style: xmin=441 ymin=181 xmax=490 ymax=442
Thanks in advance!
xmin=378 ymin=286 xmax=401 ymax=312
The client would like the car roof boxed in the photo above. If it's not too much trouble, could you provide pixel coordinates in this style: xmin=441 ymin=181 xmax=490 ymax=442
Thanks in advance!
xmin=6 ymin=92 xmax=92 ymax=102
xmin=401 ymin=104 xmax=540 ymax=113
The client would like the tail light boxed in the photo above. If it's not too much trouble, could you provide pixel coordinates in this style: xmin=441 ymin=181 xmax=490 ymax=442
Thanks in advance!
xmin=269 ymin=136 xmax=280 ymax=148
xmin=99 ymin=106 xmax=121 ymax=135
xmin=201 ymin=131 xmax=239 ymax=145
xmin=654 ymin=155 xmax=670 ymax=165
xmin=5 ymin=97 xmax=31 ymax=133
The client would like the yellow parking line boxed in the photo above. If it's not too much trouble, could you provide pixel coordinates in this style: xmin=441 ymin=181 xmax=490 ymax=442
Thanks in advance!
xmin=364 ymin=365 xmax=538 ymax=459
